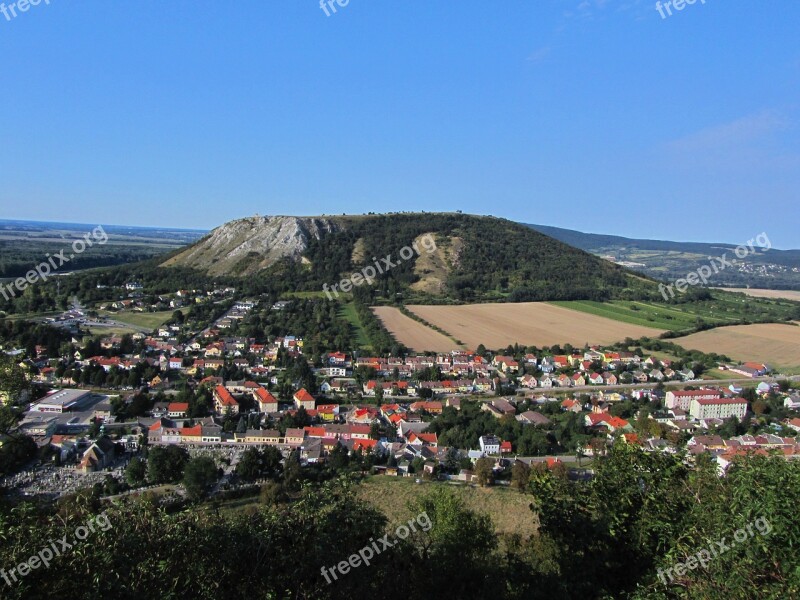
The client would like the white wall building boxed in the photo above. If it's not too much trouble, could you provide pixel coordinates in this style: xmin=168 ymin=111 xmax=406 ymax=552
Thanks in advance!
xmin=689 ymin=398 xmax=748 ymax=421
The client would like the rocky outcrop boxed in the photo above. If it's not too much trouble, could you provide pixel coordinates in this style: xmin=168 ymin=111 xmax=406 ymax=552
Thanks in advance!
xmin=161 ymin=215 xmax=339 ymax=276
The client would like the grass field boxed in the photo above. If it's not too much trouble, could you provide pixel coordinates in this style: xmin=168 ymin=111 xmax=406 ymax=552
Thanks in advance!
xmin=675 ymin=323 xmax=800 ymax=370
xmin=552 ymin=300 xmax=737 ymax=331
xmin=357 ymin=476 xmax=538 ymax=538
xmin=87 ymin=325 xmax=141 ymax=336
xmin=404 ymin=302 xmax=664 ymax=349
xmin=280 ymin=290 xmax=350 ymax=300
xmin=339 ymin=302 xmax=371 ymax=349
xmin=373 ymin=306 xmax=461 ymax=352
xmin=100 ymin=310 xmax=174 ymax=331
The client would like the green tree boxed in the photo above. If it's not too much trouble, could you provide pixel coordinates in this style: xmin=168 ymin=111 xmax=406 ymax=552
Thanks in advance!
xmin=510 ymin=460 xmax=531 ymax=491
xmin=146 ymin=445 xmax=189 ymax=484
xmin=182 ymin=456 xmax=218 ymax=500
xmin=125 ymin=457 xmax=147 ymax=487
xmin=474 ymin=457 xmax=494 ymax=486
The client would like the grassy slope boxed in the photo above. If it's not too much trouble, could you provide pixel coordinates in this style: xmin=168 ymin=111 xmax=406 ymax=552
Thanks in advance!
xmin=356 ymin=476 xmax=538 ymax=538
xmin=339 ymin=301 xmax=371 ymax=349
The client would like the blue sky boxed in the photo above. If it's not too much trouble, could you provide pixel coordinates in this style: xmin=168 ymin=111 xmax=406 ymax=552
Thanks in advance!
xmin=1 ymin=1 xmax=798 ymax=247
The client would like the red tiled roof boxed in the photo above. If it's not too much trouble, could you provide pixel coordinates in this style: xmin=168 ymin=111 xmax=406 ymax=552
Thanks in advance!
xmin=215 ymin=385 xmax=238 ymax=407
xmin=254 ymin=387 xmax=277 ymax=404
xmin=294 ymin=388 xmax=315 ymax=403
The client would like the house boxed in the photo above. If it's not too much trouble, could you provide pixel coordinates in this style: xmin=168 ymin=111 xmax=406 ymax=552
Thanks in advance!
xmin=588 ymin=372 xmax=604 ymax=385
xmin=293 ymin=388 xmax=316 ymax=411
xmin=517 ymin=410 xmax=552 ymax=427
xmin=519 ymin=374 xmax=538 ymax=389
xmin=500 ymin=440 xmax=513 ymax=454
xmin=492 ymin=356 xmax=519 ymax=373
xmin=585 ymin=413 xmax=632 ymax=433
xmin=561 ymin=398 xmax=582 ymax=413
xmin=784 ymin=396 xmax=800 ymax=411
xmin=213 ymin=385 xmax=240 ymax=415
xmin=254 ymin=387 xmax=278 ymax=413
xmin=245 ymin=429 xmax=281 ymax=444
xmin=490 ymin=398 xmax=516 ymax=416
xmin=786 ymin=418 xmax=800 ymax=433
xmin=285 ymin=428 xmax=306 ymax=446
xmin=328 ymin=352 xmax=348 ymax=366
xmin=317 ymin=404 xmax=339 ymax=422
xmin=409 ymin=401 xmax=443 ymax=415
xmin=729 ymin=362 xmax=770 ymax=377
xmin=167 ymin=402 xmax=189 ymax=418
xmin=479 ymin=435 xmax=500 ymax=456
xmin=571 ymin=373 xmax=586 ymax=386
xmin=689 ymin=397 xmax=748 ymax=421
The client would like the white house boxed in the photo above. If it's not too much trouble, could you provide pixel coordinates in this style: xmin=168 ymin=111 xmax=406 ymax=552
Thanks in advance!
xmin=478 ymin=435 xmax=500 ymax=456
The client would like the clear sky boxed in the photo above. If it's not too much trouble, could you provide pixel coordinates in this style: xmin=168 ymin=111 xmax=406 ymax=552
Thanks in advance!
xmin=1 ymin=1 xmax=798 ymax=247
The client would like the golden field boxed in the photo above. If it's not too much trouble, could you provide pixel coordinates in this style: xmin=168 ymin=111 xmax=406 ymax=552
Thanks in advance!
xmin=403 ymin=302 xmax=664 ymax=349
xmin=675 ymin=323 xmax=800 ymax=369
xmin=372 ymin=306 xmax=460 ymax=352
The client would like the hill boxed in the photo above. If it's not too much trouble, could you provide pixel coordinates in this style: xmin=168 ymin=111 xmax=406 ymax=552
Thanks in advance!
xmin=162 ymin=213 xmax=656 ymax=303
xmin=527 ymin=224 xmax=800 ymax=290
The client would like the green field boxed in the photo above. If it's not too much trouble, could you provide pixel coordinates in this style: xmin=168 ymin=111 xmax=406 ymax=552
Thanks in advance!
xmin=339 ymin=301 xmax=371 ymax=349
xmin=99 ymin=310 xmax=175 ymax=331
xmin=552 ymin=294 xmax=797 ymax=333
xmin=280 ymin=290 xmax=353 ymax=300
xmin=357 ymin=476 xmax=538 ymax=538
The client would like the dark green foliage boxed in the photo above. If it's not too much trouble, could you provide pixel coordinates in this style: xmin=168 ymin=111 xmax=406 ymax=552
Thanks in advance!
xmin=146 ymin=445 xmax=189 ymax=484
xmin=182 ymin=456 xmax=219 ymax=500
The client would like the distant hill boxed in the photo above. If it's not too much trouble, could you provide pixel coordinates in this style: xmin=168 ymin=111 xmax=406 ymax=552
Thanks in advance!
xmin=527 ymin=224 xmax=800 ymax=290
xmin=163 ymin=213 xmax=657 ymax=303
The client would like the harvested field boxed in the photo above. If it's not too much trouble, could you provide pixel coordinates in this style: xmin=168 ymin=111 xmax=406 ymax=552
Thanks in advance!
xmin=372 ymin=306 xmax=460 ymax=352
xmin=718 ymin=288 xmax=800 ymax=302
xmin=675 ymin=323 xmax=800 ymax=369
xmin=406 ymin=302 xmax=664 ymax=349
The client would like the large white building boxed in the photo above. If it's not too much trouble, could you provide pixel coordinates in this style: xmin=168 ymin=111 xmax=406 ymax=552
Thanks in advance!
xmin=31 ymin=389 xmax=95 ymax=413
xmin=666 ymin=389 xmax=722 ymax=411
xmin=689 ymin=397 xmax=748 ymax=421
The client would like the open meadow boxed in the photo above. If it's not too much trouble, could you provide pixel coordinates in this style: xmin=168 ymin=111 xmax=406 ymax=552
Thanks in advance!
xmin=357 ymin=476 xmax=538 ymax=539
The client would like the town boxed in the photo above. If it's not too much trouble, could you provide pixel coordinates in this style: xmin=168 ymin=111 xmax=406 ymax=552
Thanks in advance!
xmin=3 ymin=286 xmax=798 ymax=502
